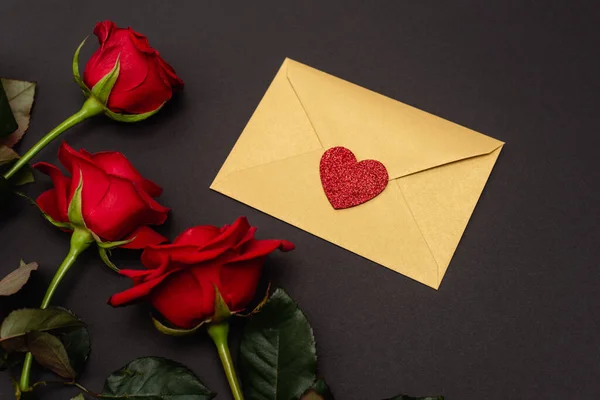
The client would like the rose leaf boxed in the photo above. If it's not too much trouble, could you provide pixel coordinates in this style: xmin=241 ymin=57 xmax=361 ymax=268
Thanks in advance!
xmin=0 ymin=80 xmax=17 ymax=138
xmin=0 ymin=261 xmax=38 ymax=296
xmin=239 ymin=288 xmax=317 ymax=400
xmin=60 ymin=324 xmax=91 ymax=376
xmin=100 ymin=356 xmax=215 ymax=399
xmin=0 ymin=78 xmax=36 ymax=148
xmin=0 ymin=308 xmax=84 ymax=350
xmin=27 ymin=331 xmax=76 ymax=379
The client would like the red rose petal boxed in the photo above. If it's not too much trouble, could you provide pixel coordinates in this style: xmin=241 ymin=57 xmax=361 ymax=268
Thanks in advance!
xmin=33 ymin=162 xmax=71 ymax=221
xmin=106 ymin=57 xmax=171 ymax=113
xmin=85 ymin=176 xmax=166 ymax=241
xmin=121 ymin=226 xmax=168 ymax=249
xmin=220 ymin=258 xmax=264 ymax=311
xmin=35 ymin=189 xmax=65 ymax=223
xmin=149 ymin=270 xmax=207 ymax=329
xmin=202 ymin=217 xmax=251 ymax=251
xmin=158 ymin=57 xmax=184 ymax=89
xmin=173 ymin=226 xmax=221 ymax=246
xmin=233 ymin=239 xmax=296 ymax=262
xmin=89 ymin=151 xmax=163 ymax=197
xmin=108 ymin=269 xmax=177 ymax=307
xmin=93 ymin=21 xmax=116 ymax=46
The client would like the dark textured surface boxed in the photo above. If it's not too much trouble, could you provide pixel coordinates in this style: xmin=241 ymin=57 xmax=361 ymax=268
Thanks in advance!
xmin=1 ymin=1 xmax=599 ymax=399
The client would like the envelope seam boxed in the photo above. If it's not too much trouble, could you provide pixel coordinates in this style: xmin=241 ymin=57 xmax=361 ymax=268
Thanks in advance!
xmin=285 ymin=70 xmax=324 ymax=148
xmin=392 ymin=143 xmax=504 ymax=180
xmin=394 ymin=180 xmax=441 ymax=284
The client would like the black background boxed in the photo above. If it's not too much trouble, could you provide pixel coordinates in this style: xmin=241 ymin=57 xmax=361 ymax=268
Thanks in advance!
xmin=1 ymin=1 xmax=600 ymax=399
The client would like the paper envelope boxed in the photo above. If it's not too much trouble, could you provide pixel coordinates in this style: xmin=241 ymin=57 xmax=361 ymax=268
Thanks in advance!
xmin=211 ymin=58 xmax=504 ymax=289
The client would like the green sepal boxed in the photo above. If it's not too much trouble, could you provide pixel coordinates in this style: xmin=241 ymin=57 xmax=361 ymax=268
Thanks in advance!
xmin=91 ymin=55 xmax=120 ymax=105
xmin=212 ymin=285 xmax=232 ymax=322
xmin=67 ymin=172 xmax=86 ymax=228
xmin=72 ymin=37 xmax=90 ymax=95
xmin=152 ymin=314 xmax=206 ymax=337
xmin=42 ymin=213 xmax=72 ymax=230
xmin=98 ymin=247 xmax=120 ymax=272
xmin=15 ymin=191 xmax=72 ymax=229
xmin=104 ymin=102 xmax=164 ymax=123
xmin=95 ymin=235 xmax=134 ymax=250
xmin=237 ymin=282 xmax=272 ymax=318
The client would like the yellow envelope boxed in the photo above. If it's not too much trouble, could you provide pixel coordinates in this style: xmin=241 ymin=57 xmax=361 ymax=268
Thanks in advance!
xmin=211 ymin=58 xmax=504 ymax=289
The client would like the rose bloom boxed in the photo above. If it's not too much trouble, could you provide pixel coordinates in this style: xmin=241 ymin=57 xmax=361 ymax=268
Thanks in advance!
xmin=83 ymin=20 xmax=184 ymax=114
xmin=34 ymin=142 xmax=169 ymax=249
xmin=109 ymin=217 xmax=295 ymax=328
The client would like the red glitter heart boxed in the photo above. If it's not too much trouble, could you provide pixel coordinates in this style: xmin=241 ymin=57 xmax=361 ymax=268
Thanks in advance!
xmin=319 ymin=147 xmax=389 ymax=209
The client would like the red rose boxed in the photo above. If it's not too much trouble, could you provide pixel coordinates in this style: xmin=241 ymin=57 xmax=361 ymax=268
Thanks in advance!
xmin=109 ymin=217 xmax=295 ymax=328
xmin=83 ymin=21 xmax=184 ymax=114
xmin=34 ymin=142 xmax=169 ymax=249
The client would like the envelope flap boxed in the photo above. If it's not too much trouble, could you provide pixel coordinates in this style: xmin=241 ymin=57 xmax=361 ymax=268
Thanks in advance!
xmin=286 ymin=59 xmax=504 ymax=179
xmin=214 ymin=60 xmax=322 ymax=181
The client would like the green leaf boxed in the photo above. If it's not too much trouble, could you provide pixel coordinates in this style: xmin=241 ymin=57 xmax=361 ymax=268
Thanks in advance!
xmin=384 ymin=396 xmax=444 ymax=400
xmin=239 ymin=288 xmax=317 ymax=400
xmin=0 ymin=145 xmax=19 ymax=166
xmin=27 ymin=331 xmax=76 ymax=379
xmin=104 ymin=103 xmax=164 ymax=123
xmin=72 ymin=37 xmax=90 ymax=95
xmin=11 ymin=165 xmax=35 ymax=186
xmin=0 ymin=261 xmax=38 ymax=296
xmin=60 ymin=325 xmax=91 ymax=375
xmin=300 ymin=380 xmax=334 ymax=400
xmin=0 ymin=308 xmax=84 ymax=345
xmin=0 ymin=80 xmax=17 ymax=138
xmin=91 ymin=57 xmax=120 ymax=105
xmin=0 ymin=78 xmax=36 ymax=148
xmin=101 ymin=356 xmax=215 ymax=399
xmin=71 ymin=394 xmax=85 ymax=400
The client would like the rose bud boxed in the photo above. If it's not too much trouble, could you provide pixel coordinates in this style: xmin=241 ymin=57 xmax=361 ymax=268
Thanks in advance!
xmin=81 ymin=21 xmax=184 ymax=116
xmin=108 ymin=217 xmax=295 ymax=329
xmin=4 ymin=21 xmax=183 ymax=182
xmin=34 ymin=142 xmax=170 ymax=269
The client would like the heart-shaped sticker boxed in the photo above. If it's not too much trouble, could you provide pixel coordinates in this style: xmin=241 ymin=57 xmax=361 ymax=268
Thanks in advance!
xmin=319 ymin=147 xmax=389 ymax=209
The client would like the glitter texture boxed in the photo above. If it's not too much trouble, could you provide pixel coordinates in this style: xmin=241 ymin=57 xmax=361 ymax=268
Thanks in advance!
xmin=319 ymin=146 xmax=389 ymax=209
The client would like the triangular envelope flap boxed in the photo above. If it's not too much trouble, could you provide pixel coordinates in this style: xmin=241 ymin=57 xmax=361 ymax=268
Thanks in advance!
xmin=213 ymin=60 xmax=321 ymax=181
xmin=211 ymin=150 xmax=441 ymax=288
xmin=286 ymin=59 xmax=503 ymax=179
xmin=397 ymin=146 xmax=503 ymax=279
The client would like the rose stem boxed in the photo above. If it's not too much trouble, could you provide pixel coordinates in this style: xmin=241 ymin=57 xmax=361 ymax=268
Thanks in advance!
xmin=3 ymin=96 xmax=104 ymax=180
xmin=207 ymin=322 xmax=245 ymax=400
xmin=19 ymin=229 xmax=93 ymax=392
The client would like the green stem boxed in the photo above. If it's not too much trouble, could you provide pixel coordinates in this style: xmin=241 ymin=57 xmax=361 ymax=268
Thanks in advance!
xmin=3 ymin=97 xmax=104 ymax=180
xmin=18 ymin=229 xmax=93 ymax=393
xmin=207 ymin=322 xmax=244 ymax=400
